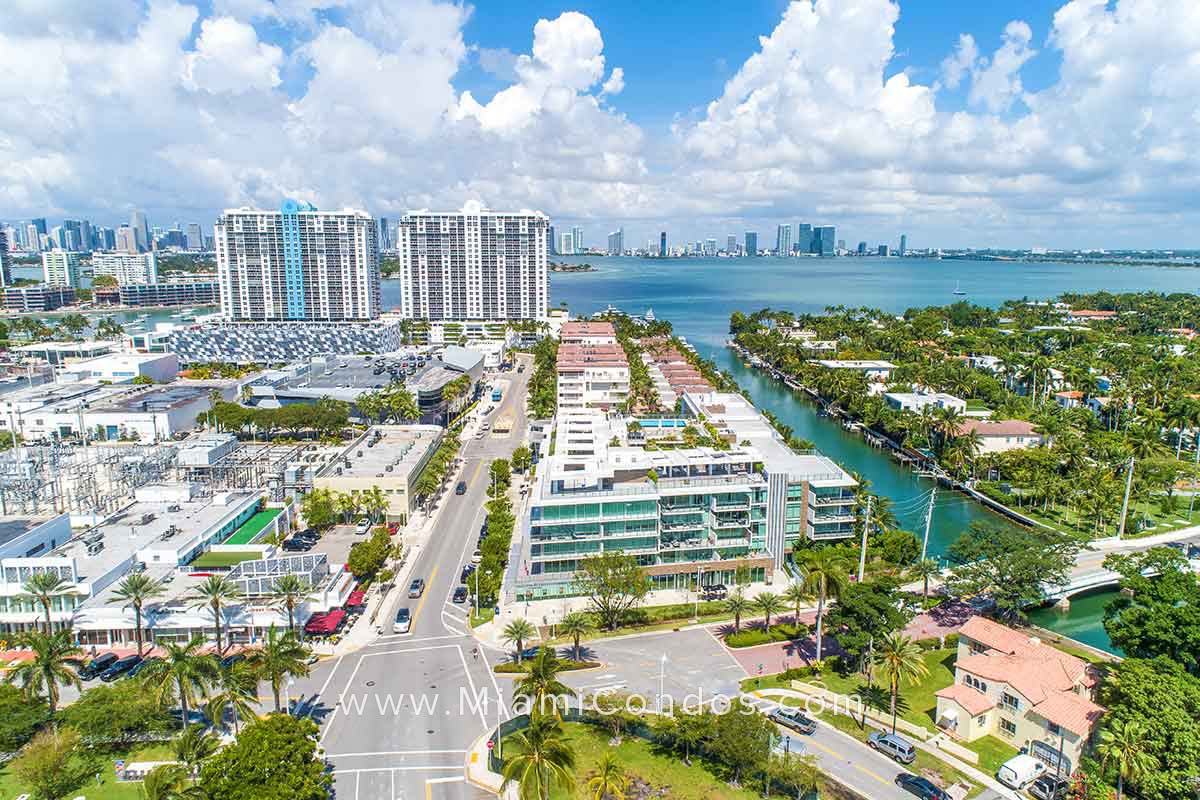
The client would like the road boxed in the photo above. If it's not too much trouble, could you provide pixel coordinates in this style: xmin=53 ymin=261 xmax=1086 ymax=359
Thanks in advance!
xmin=301 ymin=356 xmax=533 ymax=800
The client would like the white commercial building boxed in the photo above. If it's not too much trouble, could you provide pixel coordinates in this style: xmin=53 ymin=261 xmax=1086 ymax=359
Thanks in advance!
xmin=58 ymin=353 xmax=179 ymax=385
xmin=215 ymin=200 xmax=381 ymax=322
xmin=396 ymin=200 xmax=549 ymax=321
xmin=42 ymin=251 xmax=84 ymax=288
xmin=0 ymin=382 xmax=211 ymax=443
xmin=91 ymin=252 xmax=158 ymax=285
xmin=884 ymin=389 xmax=967 ymax=414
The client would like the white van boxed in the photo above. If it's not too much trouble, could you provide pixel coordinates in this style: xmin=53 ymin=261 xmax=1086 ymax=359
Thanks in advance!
xmin=997 ymin=754 xmax=1047 ymax=789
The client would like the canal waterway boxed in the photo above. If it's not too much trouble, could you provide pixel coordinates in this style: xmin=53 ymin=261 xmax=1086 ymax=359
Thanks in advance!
xmin=1027 ymin=587 xmax=1123 ymax=656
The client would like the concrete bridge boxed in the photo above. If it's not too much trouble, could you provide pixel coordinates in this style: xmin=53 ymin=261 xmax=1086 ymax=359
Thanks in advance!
xmin=1041 ymin=569 xmax=1126 ymax=607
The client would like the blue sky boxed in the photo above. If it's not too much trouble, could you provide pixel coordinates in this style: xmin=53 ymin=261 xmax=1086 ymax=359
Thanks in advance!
xmin=2 ymin=0 xmax=1198 ymax=250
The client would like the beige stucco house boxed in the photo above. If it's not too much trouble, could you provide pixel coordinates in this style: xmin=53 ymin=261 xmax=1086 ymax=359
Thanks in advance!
xmin=934 ymin=617 xmax=1105 ymax=774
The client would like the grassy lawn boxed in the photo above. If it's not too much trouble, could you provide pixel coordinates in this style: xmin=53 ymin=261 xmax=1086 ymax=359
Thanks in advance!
xmin=961 ymin=735 xmax=1018 ymax=776
xmin=796 ymin=648 xmax=958 ymax=734
xmin=0 ymin=742 xmax=175 ymax=800
xmin=503 ymin=722 xmax=763 ymax=800
xmin=545 ymin=600 xmax=739 ymax=644
xmin=471 ymin=606 xmax=496 ymax=628
xmin=190 ymin=551 xmax=260 ymax=569
xmin=977 ymin=483 xmax=1198 ymax=539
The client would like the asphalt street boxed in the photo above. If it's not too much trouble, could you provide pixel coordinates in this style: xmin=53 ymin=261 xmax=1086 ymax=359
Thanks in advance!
xmin=299 ymin=356 xmax=532 ymax=800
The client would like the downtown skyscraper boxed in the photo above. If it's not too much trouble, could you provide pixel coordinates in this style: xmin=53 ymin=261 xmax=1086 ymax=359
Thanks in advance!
xmin=396 ymin=200 xmax=549 ymax=321
xmin=775 ymin=224 xmax=791 ymax=256
xmin=215 ymin=200 xmax=381 ymax=322
xmin=607 ymin=227 xmax=624 ymax=255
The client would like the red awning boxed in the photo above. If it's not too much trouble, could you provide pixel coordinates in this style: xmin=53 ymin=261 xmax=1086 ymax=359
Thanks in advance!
xmin=346 ymin=591 xmax=366 ymax=607
xmin=304 ymin=608 xmax=348 ymax=635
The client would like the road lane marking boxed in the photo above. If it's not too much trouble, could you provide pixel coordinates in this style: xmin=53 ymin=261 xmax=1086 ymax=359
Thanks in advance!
xmin=476 ymin=637 xmax=509 ymax=720
xmin=320 ymin=653 xmax=366 ymax=744
xmin=371 ymin=634 xmax=464 ymax=645
xmin=427 ymin=776 xmax=465 ymax=784
xmin=326 ymin=749 xmax=469 ymax=758
xmin=457 ymin=645 xmax=488 ymax=729
xmin=412 ymin=565 xmax=439 ymax=624
xmin=332 ymin=766 xmax=462 ymax=774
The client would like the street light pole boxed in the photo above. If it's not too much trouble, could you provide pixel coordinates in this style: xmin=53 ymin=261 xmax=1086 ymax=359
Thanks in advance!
xmin=658 ymin=653 xmax=667 ymax=714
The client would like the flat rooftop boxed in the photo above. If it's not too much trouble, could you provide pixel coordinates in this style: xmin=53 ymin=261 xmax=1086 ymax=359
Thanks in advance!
xmin=557 ymin=343 xmax=628 ymax=369
xmin=319 ymin=425 xmax=442 ymax=480
xmin=13 ymin=341 xmax=116 ymax=355
xmin=0 ymin=381 xmax=130 ymax=412
xmin=560 ymin=321 xmax=616 ymax=338
xmin=62 ymin=488 xmax=261 ymax=606
xmin=92 ymin=385 xmax=209 ymax=414
xmin=252 ymin=352 xmax=443 ymax=402
xmin=0 ymin=516 xmax=54 ymax=550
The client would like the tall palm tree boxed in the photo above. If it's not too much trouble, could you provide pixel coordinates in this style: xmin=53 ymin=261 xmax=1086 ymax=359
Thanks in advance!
xmin=783 ymin=583 xmax=808 ymax=626
xmin=20 ymin=571 xmax=74 ymax=633
xmin=173 ymin=724 xmax=220 ymax=780
xmin=189 ymin=575 xmax=243 ymax=655
xmin=205 ymin=659 xmax=259 ymax=734
xmin=558 ymin=612 xmax=593 ymax=661
xmin=3 ymin=629 xmax=81 ymax=715
xmin=514 ymin=647 xmax=576 ymax=718
xmin=139 ymin=763 xmax=190 ymax=800
xmin=725 ymin=592 xmax=751 ymax=633
xmin=874 ymin=633 xmax=928 ymax=734
xmin=269 ymin=575 xmax=315 ymax=635
xmin=797 ymin=548 xmax=850 ymax=663
xmin=502 ymin=618 xmax=536 ymax=663
xmin=754 ymin=592 xmax=784 ymax=629
xmin=587 ymin=752 xmax=626 ymax=800
xmin=246 ymin=625 xmax=311 ymax=713
xmin=108 ymin=573 xmax=166 ymax=657
xmin=336 ymin=491 xmax=359 ymax=524
xmin=361 ymin=486 xmax=389 ymax=523
xmin=139 ymin=634 xmax=219 ymax=730
xmin=500 ymin=714 xmax=576 ymax=800
xmin=1098 ymin=719 xmax=1157 ymax=800
xmin=911 ymin=558 xmax=941 ymax=600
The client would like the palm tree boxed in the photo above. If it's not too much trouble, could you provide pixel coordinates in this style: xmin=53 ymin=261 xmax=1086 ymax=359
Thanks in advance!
xmin=726 ymin=592 xmax=751 ymax=633
xmin=205 ymin=659 xmax=259 ymax=734
xmin=911 ymin=558 xmax=941 ymax=600
xmin=503 ymin=618 xmax=536 ymax=663
xmin=1098 ymin=718 xmax=1157 ymax=800
xmin=246 ymin=625 xmax=311 ymax=713
xmin=783 ymin=583 xmax=808 ymax=626
xmin=587 ymin=752 xmax=626 ymax=800
xmin=139 ymin=763 xmax=190 ymax=800
xmin=754 ymin=592 xmax=784 ymax=629
xmin=796 ymin=548 xmax=850 ymax=663
xmin=558 ymin=612 xmax=592 ymax=661
xmin=360 ymin=486 xmax=389 ymax=523
xmin=139 ymin=634 xmax=219 ymax=730
xmin=173 ymin=724 xmax=220 ymax=779
xmin=3 ymin=630 xmax=81 ymax=715
xmin=336 ymin=491 xmax=359 ymax=524
xmin=269 ymin=575 xmax=315 ymax=635
xmin=20 ymin=571 xmax=74 ymax=633
xmin=874 ymin=633 xmax=928 ymax=734
xmin=499 ymin=714 xmax=576 ymax=800
xmin=513 ymin=647 xmax=575 ymax=718
xmin=108 ymin=573 xmax=166 ymax=657
xmin=189 ymin=575 xmax=243 ymax=655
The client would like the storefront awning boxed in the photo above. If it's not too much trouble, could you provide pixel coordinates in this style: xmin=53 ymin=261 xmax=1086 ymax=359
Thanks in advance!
xmin=346 ymin=590 xmax=366 ymax=607
xmin=304 ymin=608 xmax=347 ymax=635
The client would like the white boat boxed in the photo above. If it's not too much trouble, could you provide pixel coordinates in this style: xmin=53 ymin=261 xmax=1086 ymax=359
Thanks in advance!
xmin=953 ymin=280 xmax=967 ymax=296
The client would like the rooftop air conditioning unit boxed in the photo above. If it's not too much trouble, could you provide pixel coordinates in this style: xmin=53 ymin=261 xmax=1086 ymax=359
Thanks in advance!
xmin=385 ymin=465 xmax=393 ymax=472
xmin=140 ymin=513 xmax=156 ymax=525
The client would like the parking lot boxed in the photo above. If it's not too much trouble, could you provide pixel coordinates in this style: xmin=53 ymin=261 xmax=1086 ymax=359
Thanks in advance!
xmin=289 ymin=522 xmax=383 ymax=565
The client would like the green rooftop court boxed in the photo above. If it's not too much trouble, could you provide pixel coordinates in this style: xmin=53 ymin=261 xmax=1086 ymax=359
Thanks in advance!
xmin=222 ymin=507 xmax=283 ymax=545
xmin=190 ymin=551 xmax=261 ymax=569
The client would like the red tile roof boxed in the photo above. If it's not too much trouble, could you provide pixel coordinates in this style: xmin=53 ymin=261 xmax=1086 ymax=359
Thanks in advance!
xmin=936 ymin=683 xmax=996 ymax=716
xmin=954 ymin=420 xmax=1041 ymax=438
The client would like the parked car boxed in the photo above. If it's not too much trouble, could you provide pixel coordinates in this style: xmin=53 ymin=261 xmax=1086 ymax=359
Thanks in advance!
xmin=895 ymin=774 xmax=950 ymax=799
xmin=99 ymin=655 xmax=143 ymax=682
xmin=867 ymin=732 xmax=917 ymax=764
xmin=1166 ymin=541 xmax=1188 ymax=554
xmin=455 ymin=481 xmax=468 ymax=495
xmin=283 ymin=538 xmax=312 ymax=552
xmin=461 ymin=564 xmax=476 ymax=582
xmin=126 ymin=656 xmax=160 ymax=679
xmin=355 ymin=518 xmax=372 ymax=535
xmin=408 ymin=579 xmax=426 ymax=598
xmin=220 ymin=653 xmax=244 ymax=669
xmin=393 ymin=607 xmax=411 ymax=634
xmin=768 ymin=706 xmax=817 ymax=734
xmin=997 ymin=754 xmax=1047 ymax=789
xmin=452 ymin=586 xmax=469 ymax=604
xmin=1188 ymin=543 xmax=1200 ymax=560
xmin=1028 ymin=774 xmax=1071 ymax=800
xmin=79 ymin=652 xmax=119 ymax=680
xmin=471 ymin=548 xmax=482 ymax=564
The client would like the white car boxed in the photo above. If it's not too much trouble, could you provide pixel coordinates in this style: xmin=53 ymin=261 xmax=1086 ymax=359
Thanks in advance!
xmin=393 ymin=607 xmax=411 ymax=634
xmin=355 ymin=518 xmax=371 ymax=535
xmin=997 ymin=754 xmax=1047 ymax=789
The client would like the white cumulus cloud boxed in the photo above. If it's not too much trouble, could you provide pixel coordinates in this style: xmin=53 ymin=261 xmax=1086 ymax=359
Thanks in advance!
xmin=183 ymin=17 xmax=284 ymax=94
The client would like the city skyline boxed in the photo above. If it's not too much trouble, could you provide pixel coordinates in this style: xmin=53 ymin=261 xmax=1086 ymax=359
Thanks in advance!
xmin=1 ymin=1 xmax=1197 ymax=249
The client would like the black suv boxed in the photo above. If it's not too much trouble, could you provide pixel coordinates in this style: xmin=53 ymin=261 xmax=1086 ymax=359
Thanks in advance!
xmin=455 ymin=481 xmax=467 ymax=495
xmin=452 ymin=586 xmax=469 ymax=604
xmin=895 ymin=774 xmax=949 ymax=799
xmin=100 ymin=655 xmax=143 ymax=682
xmin=1029 ymin=775 xmax=1071 ymax=800
xmin=80 ymin=652 xmax=118 ymax=680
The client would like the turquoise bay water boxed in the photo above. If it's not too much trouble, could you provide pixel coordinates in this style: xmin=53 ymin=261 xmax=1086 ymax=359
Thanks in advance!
xmin=1027 ymin=588 xmax=1124 ymax=656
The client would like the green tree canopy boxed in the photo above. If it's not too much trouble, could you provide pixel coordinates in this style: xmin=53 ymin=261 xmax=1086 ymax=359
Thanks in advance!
xmin=573 ymin=550 xmax=649 ymax=630
xmin=1103 ymin=547 xmax=1200 ymax=674
xmin=943 ymin=522 xmax=1079 ymax=619
xmin=197 ymin=715 xmax=331 ymax=800
xmin=0 ymin=684 xmax=49 ymax=753
xmin=825 ymin=578 xmax=913 ymax=675
xmin=57 ymin=680 xmax=173 ymax=750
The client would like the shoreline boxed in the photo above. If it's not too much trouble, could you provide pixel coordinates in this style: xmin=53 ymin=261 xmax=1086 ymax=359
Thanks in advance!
xmin=726 ymin=340 xmax=1037 ymax=532
xmin=0 ymin=303 xmax=217 ymax=320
